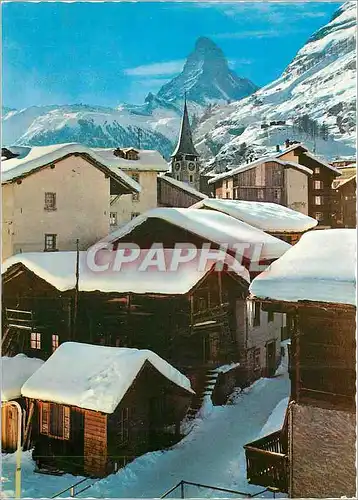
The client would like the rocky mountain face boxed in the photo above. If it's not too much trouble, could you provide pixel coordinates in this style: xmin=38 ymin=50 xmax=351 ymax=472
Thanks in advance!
xmin=157 ymin=37 xmax=258 ymax=105
xmin=194 ymin=1 xmax=356 ymax=172
xmin=2 ymin=37 xmax=256 ymax=159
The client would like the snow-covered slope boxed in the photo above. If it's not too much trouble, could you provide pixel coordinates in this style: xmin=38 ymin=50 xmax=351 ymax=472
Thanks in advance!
xmin=2 ymin=38 xmax=256 ymax=159
xmin=157 ymin=37 xmax=258 ymax=105
xmin=195 ymin=1 xmax=357 ymax=171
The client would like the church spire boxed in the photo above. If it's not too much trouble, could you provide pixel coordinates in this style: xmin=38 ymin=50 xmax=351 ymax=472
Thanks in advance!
xmin=171 ymin=96 xmax=199 ymax=158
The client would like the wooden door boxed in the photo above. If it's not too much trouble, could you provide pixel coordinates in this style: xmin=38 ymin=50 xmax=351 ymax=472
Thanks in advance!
xmin=1 ymin=405 xmax=18 ymax=452
xmin=266 ymin=341 xmax=277 ymax=377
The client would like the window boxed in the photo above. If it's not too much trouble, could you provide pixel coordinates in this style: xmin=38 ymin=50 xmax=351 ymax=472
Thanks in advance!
xmin=30 ymin=332 xmax=41 ymax=349
xmin=314 ymin=180 xmax=323 ymax=190
xmin=314 ymin=167 xmax=320 ymax=174
xmin=41 ymin=403 xmax=70 ymax=440
xmin=268 ymin=310 xmax=274 ymax=323
xmin=315 ymin=212 xmax=324 ymax=221
xmin=225 ymin=192 xmax=230 ymax=199
xmin=110 ymin=212 xmax=118 ymax=226
xmin=254 ymin=348 xmax=261 ymax=371
xmin=189 ymin=175 xmax=194 ymax=183
xmin=131 ymin=212 xmax=140 ymax=220
xmin=131 ymin=173 xmax=140 ymax=201
xmin=118 ymin=407 xmax=130 ymax=444
xmin=315 ymin=196 xmax=323 ymax=205
xmin=44 ymin=192 xmax=56 ymax=211
xmin=253 ymin=302 xmax=261 ymax=327
xmin=44 ymin=234 xmax=57 ymax=251
xmin=52 ymin=334 xmax=59 ymax=352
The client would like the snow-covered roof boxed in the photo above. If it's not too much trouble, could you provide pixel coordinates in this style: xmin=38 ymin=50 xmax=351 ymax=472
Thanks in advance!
xmin=158 ymin=174 xmax=208 ymax=200
xmin=190 ymin=199 xmax=318 ymax=233
xmin=302 ymin=151 xmax=341 ymax=174
xmin=2 ymin=248 xmax=250 ymax=294
xmin=21 ymin=342 xmax=194 ymax=413
xmin=1 ymin=143 xmax=141 ymax=192
xmin=2 ymin=354 xmax=44 ymax=402
xmin=250 ymin=229 xmax=356 ymax=306
xmin=92 ymin=148 xmax=169 ymax=172
xmin=332 ymin=174 xmax=356 ymax=189
xmin=208 ymin=156 xmax=312 ymax=184
xmin=103 ymin=207 xmax=291 ymax=261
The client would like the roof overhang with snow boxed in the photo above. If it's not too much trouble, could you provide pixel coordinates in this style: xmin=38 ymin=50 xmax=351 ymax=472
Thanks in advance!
xmin=189 ymin=199 xmax=318 ymax=233
xmin=2 ymin=248 xmax=250 ymax=295
xmin=250 ymin=229 xmax=356 ymax=306
xmin=158 ymin=174 xmax=208 ymax=200
xmin=2 ymin=354 xmax=44 ymax=402
xmin=101 ymin=207 xmax=291 ymax=262
xmin=1 ymin=143 xmax=141 ymax=193
xmin=21 ymin=342 xmax=195 ymax=413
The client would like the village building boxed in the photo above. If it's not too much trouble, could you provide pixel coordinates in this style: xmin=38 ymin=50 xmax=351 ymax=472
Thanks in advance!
xmin=170 ymin=100 xmax=201 ymax=191
xmin=2 ymin=354 xmax=44 ymax=452
xmin=330 ymin=156 xmax=356 ymax=168
xmin=331 ymin=163 xmax=356 ymax=228
xmin=2 ymin=242 xmax=284 ymax=405
xmin=189 ymin=199 xmax=318 ymax=245
xmin=1 ymin=143 xmax=141 ymax=261
xmin=244 ymin=229 xmax=356 ymax=498
xmin=209 ymin=143 xmax=340 ymax=227
xmin=93 ymin=147 xmax=168 ymax=229
xmin=20 ymin=342 xmax=194 ymax=477
xmin=157 ymin=173 xmax=208 ymax=208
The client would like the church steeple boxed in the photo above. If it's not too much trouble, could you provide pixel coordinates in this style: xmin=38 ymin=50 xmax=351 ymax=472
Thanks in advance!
xmin=172 ymin=97 xmax=199 ymax=158
xmin=171 ymin=97 xmax=200 ymax=189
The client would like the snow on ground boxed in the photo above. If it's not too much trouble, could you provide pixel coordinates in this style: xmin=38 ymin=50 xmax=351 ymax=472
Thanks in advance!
xmin=1 ymin=373 xmax=289 ymax=499
xmin=257 ymin=397 xmax=289 ymax=439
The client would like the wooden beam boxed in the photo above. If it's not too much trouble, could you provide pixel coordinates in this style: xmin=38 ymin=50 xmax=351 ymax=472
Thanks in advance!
xmin=23 ymin=401 xmax=35 ymax=450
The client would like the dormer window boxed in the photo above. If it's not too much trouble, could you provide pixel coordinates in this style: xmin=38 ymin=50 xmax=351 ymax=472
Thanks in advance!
xmin=125 ymin=149 xmax=139 ymax=161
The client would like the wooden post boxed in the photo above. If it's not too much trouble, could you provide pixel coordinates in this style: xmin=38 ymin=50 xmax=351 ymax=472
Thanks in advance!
xmin=23 ymin=401 xmax=34 ymax=450
xmin=73 ymin=239 xmax=80 ymax=340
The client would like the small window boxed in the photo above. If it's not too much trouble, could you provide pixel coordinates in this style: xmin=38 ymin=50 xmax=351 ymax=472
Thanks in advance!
xmin=118 ymin=408 xmax=130 ymax=444
xmin=52 ymin=334 xmax=59 ymax=352
xmin=41 ymin=403 xmax=70 ymax=440
xmin=44 ymin=234 xmax=57 ymax=252
xmin=268 ymin=310 xmax=274 ymax=323
xmin=225 ymin=192 xmax=230 ymax=199
xmin=30 ymin=332 xmax=41 ymax=350
xmin=254 ymin=348 xmax=261 ymax=371
xmin=315 ymin=196 xmax=323 ymax=205
xmin=189 ymin=175 xmax=194 ymax=183
xmin=253 ymin=302 xmax=261 ymax=327
xmin=44 ymin=192 xmax=56 ymax=211
xmin=314 ymin=180 xmax=323 ymax=190
xmin=315 ymin=211 xmax=324 ymax=221
xmin=314 ymin=167 xmax=320 ymax=174
xmin=131 ymin=212 xmax=140 ymax=220
xmin=110 ymin=212 xmax=118 ymax=226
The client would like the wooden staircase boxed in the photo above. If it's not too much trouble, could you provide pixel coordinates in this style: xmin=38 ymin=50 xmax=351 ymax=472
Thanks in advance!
xmin=186 ymin=368 xmax=220 ymax=420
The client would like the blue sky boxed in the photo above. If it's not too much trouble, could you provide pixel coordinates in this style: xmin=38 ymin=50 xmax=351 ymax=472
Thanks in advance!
xmin=3 ymin=2 xmax=342 ymax=109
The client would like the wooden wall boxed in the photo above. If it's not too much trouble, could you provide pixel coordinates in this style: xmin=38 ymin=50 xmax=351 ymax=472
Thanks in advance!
xmin=157 ymin=177 xmax=204 ymax=208
xmin=84 ymin=411 xmax=107 ymax=476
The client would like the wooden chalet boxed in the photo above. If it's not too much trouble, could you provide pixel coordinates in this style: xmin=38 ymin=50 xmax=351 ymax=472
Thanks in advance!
xmin=189 ymin=199 xmax=318 ymax=245
xmin=332 ymin=166 xmax=356 ymax=228
xmin=21 ymin=342 xmax=193 ymax=477
xmin=157 ymin=174 xmax=208 ymax=208
xmin=1 ymin=354 xmax=44 ymax=452
xmin=244 ymin=229 xmax=356 ymax=498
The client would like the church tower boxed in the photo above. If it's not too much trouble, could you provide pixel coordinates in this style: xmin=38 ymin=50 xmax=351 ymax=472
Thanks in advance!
xmin=171 ymin=99 xmax=200 ymax=189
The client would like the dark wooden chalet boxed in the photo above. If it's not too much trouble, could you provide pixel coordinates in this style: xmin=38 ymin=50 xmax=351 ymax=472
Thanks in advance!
xmin=332 ymin=172 xmax=356 ymax=228
xmin=244 ymin=228 xmax=356 ymax=498
xmin=1 ymin=249 xmax=251 ymax=397
xmin=157 ymin=174 xmax=208 ymax=208
xmin=21 ymin=342 xmax=193 ymax=477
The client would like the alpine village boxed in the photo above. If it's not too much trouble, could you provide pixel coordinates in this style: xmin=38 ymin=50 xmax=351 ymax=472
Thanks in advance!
xmin=1 ymin=2 xmax=356 ymax=499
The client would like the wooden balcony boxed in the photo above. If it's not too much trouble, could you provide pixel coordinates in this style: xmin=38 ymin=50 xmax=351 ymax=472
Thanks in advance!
xmin=244 ymin=430 xmax=288 ymax=493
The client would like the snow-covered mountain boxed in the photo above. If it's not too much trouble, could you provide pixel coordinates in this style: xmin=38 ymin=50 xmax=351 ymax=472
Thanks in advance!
xmin=157 ymin=37 xmax=258 ymax=105
xmin=2 ymin=37 xmax=256 ymax=159
xmin=195 ymin=1 xmax=357 ymax=171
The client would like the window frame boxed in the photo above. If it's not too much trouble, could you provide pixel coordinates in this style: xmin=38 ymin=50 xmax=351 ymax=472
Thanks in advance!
xmin=44 ymin=234 xmax=57 ymax=252
xmin=52 ymin=334 xmax=59 ymax=352
xmin=40 ymin=403 xmax=70 ymax=440
xmin=44 ymin=192 xmax=57 ymax=211
xmin=314 ymin=180 xmax=323 ymax=190
xmin=314 ymin=195 xmax=323 ymax=206
xmin=30 ymin=331 xmax=41 ymax=350
xmin=118 ymin=407 xmax=130 ymax=445
xmin=314 ymin=167 xmax=320 ymax=174
xmin=110 ymin=212 xmax=118 ymax=226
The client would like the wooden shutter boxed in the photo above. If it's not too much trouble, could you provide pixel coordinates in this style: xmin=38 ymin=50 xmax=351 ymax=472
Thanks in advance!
xmin=40 ymin=402 xmax=49 ymax=435
xmin=63 ymin=406 xmax=70 ymax=440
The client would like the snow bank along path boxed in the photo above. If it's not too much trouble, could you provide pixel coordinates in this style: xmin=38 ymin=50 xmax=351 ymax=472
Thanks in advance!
xmin=1 ymin=372 xmax=289 ymax=498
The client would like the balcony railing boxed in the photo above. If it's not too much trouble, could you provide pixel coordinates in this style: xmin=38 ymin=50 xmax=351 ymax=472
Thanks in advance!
xmin=244 ymin=430 xmax=288 ymax=493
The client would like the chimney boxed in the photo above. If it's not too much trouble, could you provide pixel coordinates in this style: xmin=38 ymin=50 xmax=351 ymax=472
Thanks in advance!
xmin=285 ymin=139 xmax=290 ymax=148
xmin=276 ymin=145 xmax=280 ymax=152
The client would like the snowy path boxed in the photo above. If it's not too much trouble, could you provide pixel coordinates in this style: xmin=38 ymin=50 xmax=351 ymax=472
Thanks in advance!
xmin=1 ymin=374 xmax=289 ymax=499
